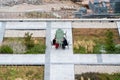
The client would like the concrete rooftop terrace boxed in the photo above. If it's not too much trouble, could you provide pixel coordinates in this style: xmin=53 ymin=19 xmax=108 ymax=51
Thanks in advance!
xmin=0 ymin=19 xmax=120 ymax=80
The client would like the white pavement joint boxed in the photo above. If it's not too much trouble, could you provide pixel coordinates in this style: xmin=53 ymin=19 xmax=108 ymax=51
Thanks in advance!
xmin=97 ymin=54 xmax=103 ymax=63
xmin=44 ymin=22 xmax=51 ymax=80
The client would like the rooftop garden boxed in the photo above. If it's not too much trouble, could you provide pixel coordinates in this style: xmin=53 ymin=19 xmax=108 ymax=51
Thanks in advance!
xmin=0 ymin=32 xmax=46 ymax=54
xmin=73 ymin=28 xmax=120 ymax=54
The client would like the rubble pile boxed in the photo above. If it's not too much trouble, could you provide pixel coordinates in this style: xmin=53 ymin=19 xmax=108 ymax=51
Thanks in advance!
xmin=0 ymin=0 xmax=42 ymax=6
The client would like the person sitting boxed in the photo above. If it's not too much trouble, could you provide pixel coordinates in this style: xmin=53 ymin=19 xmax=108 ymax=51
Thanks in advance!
xmin=52 ymin=38 xmax=59 ymax=49
xmin=62 ymin=37 xmax=68 ymax=49
xmin=52 ymin=38 xmax=56 ymax=45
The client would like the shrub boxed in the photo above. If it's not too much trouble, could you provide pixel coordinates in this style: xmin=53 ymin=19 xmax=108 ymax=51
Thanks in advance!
xmin=75 ymin=72 xmax=120 ymax=80
xmin=105 ymin=30 xmax=115 ymax=53
xmin=24 ymin=32 xmax=34 ymax=49
xmin=25 ymin=44 xmax=46 ymax=54
xmin=93 ymin=43 xmax=102 ymax=54
xmin=74 ymin=46 xmax=86 ymax=54
xmin=115 ymin=44 xmax=120 ymax=53
xmin=0 ymin=45 xmax=13 ymax=53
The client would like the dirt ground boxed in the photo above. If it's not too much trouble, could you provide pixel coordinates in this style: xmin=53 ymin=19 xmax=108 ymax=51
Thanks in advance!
xmin=72 ymin=28 xmax=120 ymax=44
xmin=0 ymin=1 xmax=80 ymax=18
xmin=0 ymin=1 xmax=79 ymax=12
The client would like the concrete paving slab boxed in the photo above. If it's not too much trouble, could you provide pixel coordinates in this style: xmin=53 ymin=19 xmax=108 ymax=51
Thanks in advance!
xmin=102 ymin=54 xmax=120 ymax=64
xmin=50 ymin=64 xmax=74 ymax=80
xmin=0 ymin=54 xmax=45 ymax=65
xmin=73 ymin=54 xmax=98 ymax=64
xmin=51 ymin=53 xmax=97 ymax=64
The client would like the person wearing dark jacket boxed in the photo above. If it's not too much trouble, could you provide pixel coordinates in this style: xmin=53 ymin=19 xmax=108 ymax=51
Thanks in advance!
xmin=53 ymin=38 xmax=56 ymax=45
xmin=62 ymin=37 xmax=68 ymax=49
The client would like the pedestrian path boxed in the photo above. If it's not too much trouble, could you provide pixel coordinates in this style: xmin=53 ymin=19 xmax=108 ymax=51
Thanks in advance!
xmin=44 ymin=22 xmax=51 ymax=80
xmin=49 ymin=22 xmax=74 ymax=80
xmin=50 ymin=64 xmax=74 ymax=80
xmin=0 ymin=54 xmax=45 ymax=65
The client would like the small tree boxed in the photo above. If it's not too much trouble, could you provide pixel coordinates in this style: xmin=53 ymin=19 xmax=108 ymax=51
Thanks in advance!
xmin=24 ymin=32 xmax=34 ymax=49
xmin=105 ymin=30 xmax=115 ymax=53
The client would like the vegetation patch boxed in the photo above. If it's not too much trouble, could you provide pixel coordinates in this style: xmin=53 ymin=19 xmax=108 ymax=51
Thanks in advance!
xmin=75 ymin=72 xmax=120 ymax=80
xmin=73 ymin=28 xmax=120 ymax=54
xmin=1 ymin=32 xmax=46 ymax=54
xmin=25 ymin=11 xmax=57 ymax=18
xmin=0 ymin=66 xmax=44 ymax=80
xmin=0 ymin=45 xmax=13 ymax=53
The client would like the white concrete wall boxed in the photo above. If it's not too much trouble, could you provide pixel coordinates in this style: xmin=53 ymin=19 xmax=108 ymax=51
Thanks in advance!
xmin=72 ymin=22 xmax=117 ymax=28
xmin=6 ymin=22 xmax=46 ymax=29
xmin=5 ymin=21 xmax=117 ymax=30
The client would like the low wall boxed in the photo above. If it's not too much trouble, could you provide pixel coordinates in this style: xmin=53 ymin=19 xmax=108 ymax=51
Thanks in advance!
xmin=72 ymin=21 xmax=117 ymax=28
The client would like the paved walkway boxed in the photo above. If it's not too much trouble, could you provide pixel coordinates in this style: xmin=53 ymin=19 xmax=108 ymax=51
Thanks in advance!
xmin=0 ymin=54 xmax=45 ymax=65
xmin=49 ymin=22 xmax=74 ymax=80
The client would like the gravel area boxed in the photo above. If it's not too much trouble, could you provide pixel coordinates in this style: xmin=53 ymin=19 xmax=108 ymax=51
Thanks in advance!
xmin=75 ymin=65 xmax=120 ymax=74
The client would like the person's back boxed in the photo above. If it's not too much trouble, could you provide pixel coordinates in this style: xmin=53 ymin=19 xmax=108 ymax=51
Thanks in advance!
xmin=55 ymin=29 xmax=64 ymax=45
xmin=64 ymin=38 xmax=68 ymax=46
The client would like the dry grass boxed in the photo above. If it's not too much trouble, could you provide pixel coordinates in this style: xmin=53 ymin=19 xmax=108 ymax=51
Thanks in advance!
xmin=73 ymin=28 xmax=120 ymax=53
xmin=0 ymin=66 xmax=44 ymax=80
xmin=74 ymin=40 xmax=96 ymax=53
xmin=73 ymin=28 xmax=120 ymax=44
xmin=25 ymin=12 xmax=57 ymax=18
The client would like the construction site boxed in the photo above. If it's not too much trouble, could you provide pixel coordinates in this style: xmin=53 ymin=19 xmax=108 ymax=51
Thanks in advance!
xmin=0 ymin=0 xmax=120 ymax=18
